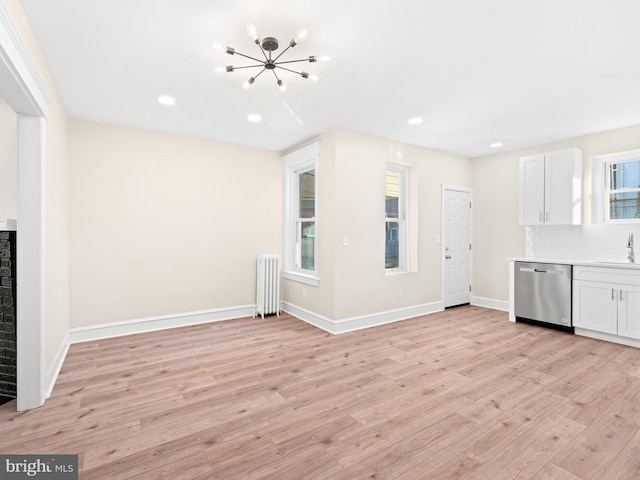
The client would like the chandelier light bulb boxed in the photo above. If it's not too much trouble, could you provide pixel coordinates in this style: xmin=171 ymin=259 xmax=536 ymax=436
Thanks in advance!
xmin=290 ymin=27 xmax=308 ymax=48
xmin=277 ymin=79 xmax=287 ymax=92
xmin=243 ymin=77 xmax=256 ymax=89
xmin=246 ymin=23 xmax=259 ymax=41
xmin=295 ymin=28 xmax=308 ymax=42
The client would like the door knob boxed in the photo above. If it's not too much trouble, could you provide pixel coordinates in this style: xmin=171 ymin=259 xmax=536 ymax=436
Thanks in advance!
xmin=445 ymin=255 xmax=451 ymax=260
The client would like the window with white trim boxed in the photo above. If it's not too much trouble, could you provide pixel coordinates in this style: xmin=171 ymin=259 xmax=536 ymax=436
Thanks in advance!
xmin=296 ymin=168 xmax=316 ymax=271
xmin=605 ymin=159 xmax=640 ymax=221
xmin=283 ymin=143 xmax=319 ymax=285
xmin=593 ymin=150 xmax=640 ymax=223
xmin=385 ymin=165 xmax=408 ymax=270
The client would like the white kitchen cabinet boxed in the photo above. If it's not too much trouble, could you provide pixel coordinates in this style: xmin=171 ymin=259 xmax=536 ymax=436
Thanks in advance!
xmin=618 ymin=285 xmax=640 ymax=338
xmin=519 ymin=148 xmax=582 ymax=225
xmin=573 ymin=279 xmax=619 ymax=334
xmin=573 ymin=266 xmax=640 ymax=340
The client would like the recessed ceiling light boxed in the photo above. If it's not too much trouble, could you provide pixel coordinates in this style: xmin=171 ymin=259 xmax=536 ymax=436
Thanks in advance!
xmin=247 ymin=113 xmax=262 ymax=123
xmin=490 ymin=142 xmax=503 ymax=148
xmin=408 ymin=117 xmax=423 ymax=125
xmin=158 ymin=95 xmax=175 ymax=106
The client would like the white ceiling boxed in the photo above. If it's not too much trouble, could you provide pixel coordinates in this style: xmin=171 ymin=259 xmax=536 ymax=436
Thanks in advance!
xmin=18 ymin=0 xmax=640 ymax=158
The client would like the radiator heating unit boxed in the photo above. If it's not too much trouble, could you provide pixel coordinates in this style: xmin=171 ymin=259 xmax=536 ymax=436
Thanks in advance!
xmin=255 ymin=254 xmax=280 ymax=319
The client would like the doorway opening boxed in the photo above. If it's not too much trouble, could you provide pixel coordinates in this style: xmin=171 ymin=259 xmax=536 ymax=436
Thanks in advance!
xmin=0 ymin=2 xmax=53 ymax=411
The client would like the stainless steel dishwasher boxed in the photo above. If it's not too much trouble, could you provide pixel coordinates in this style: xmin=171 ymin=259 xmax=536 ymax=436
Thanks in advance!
xmin=514 ymin=261 xmax=573 ymax=332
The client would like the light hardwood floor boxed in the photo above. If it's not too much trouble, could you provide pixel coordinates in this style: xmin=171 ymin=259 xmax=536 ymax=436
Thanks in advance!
xmin=3 ymin=306 xmax=640 ymax=479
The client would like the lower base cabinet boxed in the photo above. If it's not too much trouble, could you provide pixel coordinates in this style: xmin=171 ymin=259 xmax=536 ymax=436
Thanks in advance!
xmin=573 ymin=266 xmax=640 ymax=340
xmin=618 ymin=285 xmax=640 ymax=338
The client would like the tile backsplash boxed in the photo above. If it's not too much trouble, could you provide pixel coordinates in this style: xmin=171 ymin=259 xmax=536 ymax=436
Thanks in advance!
xmin=526 ymin=224 xmax=640 ymax=261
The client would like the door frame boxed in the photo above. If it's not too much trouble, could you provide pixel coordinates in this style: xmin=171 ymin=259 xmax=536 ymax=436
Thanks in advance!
xmin=441 ymin=185 xmax=473 ymax=309
xmin=0 ymin=2 xmax=53 ymax=410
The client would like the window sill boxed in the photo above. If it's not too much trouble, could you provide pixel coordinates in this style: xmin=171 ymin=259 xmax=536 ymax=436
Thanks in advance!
xmin=385 ymin=269 xmax=410 ymax=276
xmin=282 ymin=270 xmax=320 ymax=287
xmin=603 ymin=219 xmax=640 ymax=224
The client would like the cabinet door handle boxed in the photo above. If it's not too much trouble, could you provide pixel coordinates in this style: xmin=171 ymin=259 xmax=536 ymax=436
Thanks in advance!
xmin=612 ymin=288 xmax=616 ymax=300
xmin=539 ymin=212 xmax=543 ymax=222
xmin=620 ymin=290 xmax=624 ymax=301
xmin=545 ymin=212 xmax=549 ymax=221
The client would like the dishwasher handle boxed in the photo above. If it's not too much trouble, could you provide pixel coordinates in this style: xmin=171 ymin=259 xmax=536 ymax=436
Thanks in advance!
xmin=518 ymin=267 xmax=563 ymax=275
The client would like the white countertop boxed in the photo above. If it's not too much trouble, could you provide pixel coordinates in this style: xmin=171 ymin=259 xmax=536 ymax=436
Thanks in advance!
xmin=508 ymin=256 xmax=640 ymax=270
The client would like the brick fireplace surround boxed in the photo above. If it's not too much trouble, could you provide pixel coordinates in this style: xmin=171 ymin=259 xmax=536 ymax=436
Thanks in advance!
xmin=0 ymin=231 xmax=16 ymax=405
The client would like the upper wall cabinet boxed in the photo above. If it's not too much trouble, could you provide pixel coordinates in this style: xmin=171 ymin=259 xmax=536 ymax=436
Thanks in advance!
xmin=519 ymin=148 xmax=583 ymax=226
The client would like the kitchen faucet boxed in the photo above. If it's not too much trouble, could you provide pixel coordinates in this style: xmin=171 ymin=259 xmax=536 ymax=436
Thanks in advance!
xmin=628 ymin=232 xmax=636 ymax=263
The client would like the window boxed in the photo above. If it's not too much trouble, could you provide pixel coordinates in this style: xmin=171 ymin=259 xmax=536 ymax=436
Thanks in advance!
xmin=297 ymin=169 xmax=316 ymax=271
xmin=385 ymin=166 xmax=408 ymax=270
xmin=283 ymin=143 xmax=319 ymax=285
xmin=605 ymin=159 xmax=640 ymax=221
xmin=593 ymin=150 xmax=640 ymax=223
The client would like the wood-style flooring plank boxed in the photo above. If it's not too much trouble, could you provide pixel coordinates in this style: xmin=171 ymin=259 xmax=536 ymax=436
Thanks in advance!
xmin=3 ymin=306 xmax=640 ymax=479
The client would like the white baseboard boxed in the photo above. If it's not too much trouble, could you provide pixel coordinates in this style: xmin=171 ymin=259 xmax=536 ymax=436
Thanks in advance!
xmin=333 ymin=302 xmax=444 ymax=334
xmin=575 ymin=328 xmax=640 ymax=349
xmin=471 ymin=296 xmax=509 ymax=312
xmin=45 ymin=332 xmax=70 ymax=399
xmin=68 ymin=304 xmax=255 ymax=344
xmin=282 ymin=301 xmax=444 ymax=335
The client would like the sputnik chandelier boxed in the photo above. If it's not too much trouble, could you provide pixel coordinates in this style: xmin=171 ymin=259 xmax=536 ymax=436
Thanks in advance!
xmin=221 ymin=24 xmax=317 ymax=92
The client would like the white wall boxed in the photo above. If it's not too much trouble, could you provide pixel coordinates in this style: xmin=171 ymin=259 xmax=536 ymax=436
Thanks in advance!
xmin=68 ymin=120 xmax=282 ymax=328
xmin=0 ymin=98 xmax=17 ymax=218
xmin=472 ymin=123 xmax=640 ymax=303
xmin=283 ymin=129 xmax=472 ymax=323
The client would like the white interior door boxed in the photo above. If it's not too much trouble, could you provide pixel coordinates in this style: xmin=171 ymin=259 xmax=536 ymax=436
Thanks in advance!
xmin=443 ymin=187 xmax=472 ymax=308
